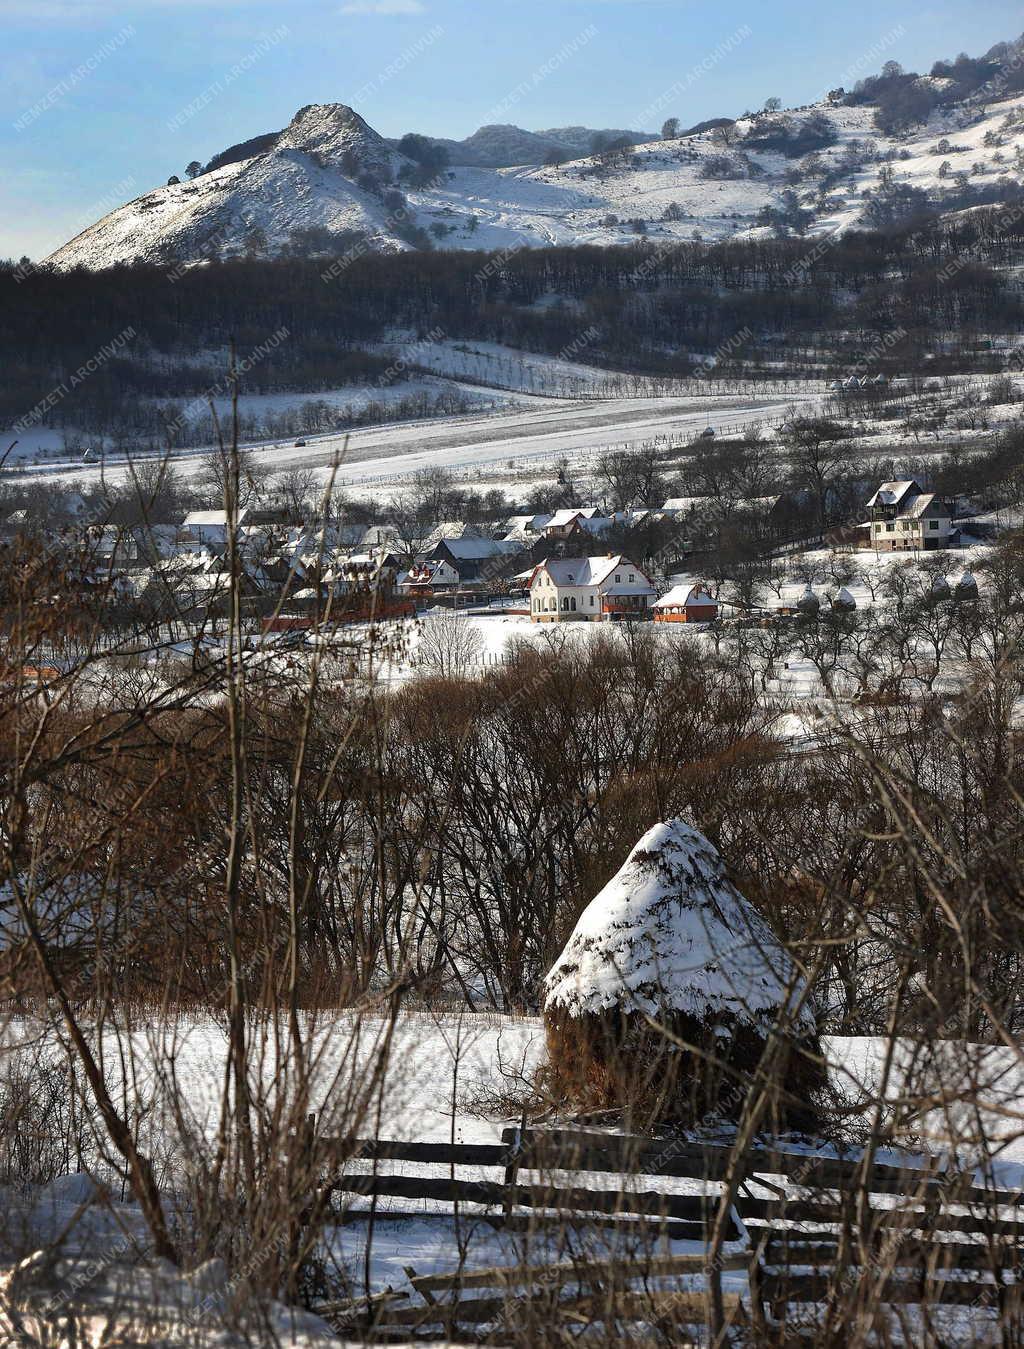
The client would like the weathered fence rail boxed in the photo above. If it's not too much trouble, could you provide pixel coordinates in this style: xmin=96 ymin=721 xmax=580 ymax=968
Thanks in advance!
xmin=313 ymin=1124 xmax=1024 ymax=1338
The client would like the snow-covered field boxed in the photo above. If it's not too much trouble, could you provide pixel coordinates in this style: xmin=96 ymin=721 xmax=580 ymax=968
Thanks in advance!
xmin=23 ymin=387 xmax=820 ymax=495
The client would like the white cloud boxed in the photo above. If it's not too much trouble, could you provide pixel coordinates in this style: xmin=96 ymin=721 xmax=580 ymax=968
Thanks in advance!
xmin=339 ymin=0 xmax=425 ymax=13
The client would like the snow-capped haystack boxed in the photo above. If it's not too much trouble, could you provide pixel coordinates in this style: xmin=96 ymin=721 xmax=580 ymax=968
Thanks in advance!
xmin=955 ymin=570 xmax=979 ymax=599
xmin=833 ymin=586 xmax=857 ymax=611
xmin=543 ymin=818 xmax=822 ymax=1125
xmin=931 ymin=574 xmax=952 ymax=600
xmin=797 ymin=586 xmax=820 ymax=616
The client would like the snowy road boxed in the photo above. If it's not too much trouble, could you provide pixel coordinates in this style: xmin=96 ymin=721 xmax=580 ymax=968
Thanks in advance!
xmin=313 ymin=392 xmax=820 ymax=487
xmin=27 ymin=389 xmax=821 ymax=494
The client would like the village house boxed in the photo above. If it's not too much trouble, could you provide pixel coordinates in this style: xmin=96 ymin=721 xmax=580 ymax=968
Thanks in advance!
xmin=652 ymin=584 xmax=718 ymax=624
xmin=865 ymin=480 xmax=956 ymax=551
xmin=529 ymin=555 xmax=656 ymax=623
xmin=425 ymin=535 xmax=523 ymax=581
xmin=177 ymin=508 xmax=248 ymax=556
xmin=542 ymin=508 xmax=613 ymax=544
xmin=398 ymin=536 xmax=523 ymax=600
xmin=503 ymin=513 xmax=552 ymax=544
xmin=400 ymin=558 xmax=462 ymax=601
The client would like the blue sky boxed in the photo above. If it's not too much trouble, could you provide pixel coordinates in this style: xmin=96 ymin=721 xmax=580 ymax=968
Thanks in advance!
xmin=2 ymin=0 xmax=1021 ymax=260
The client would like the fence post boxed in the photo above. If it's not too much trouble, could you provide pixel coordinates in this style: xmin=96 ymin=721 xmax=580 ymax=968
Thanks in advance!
xmin=502 ymin=1110 xmax=526 ymax=1222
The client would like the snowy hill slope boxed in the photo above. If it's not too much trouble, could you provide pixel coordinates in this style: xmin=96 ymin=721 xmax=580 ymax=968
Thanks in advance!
xmin=45 ymin=87 xmax=1024 ymax=272
xmin=427 ymin=123 xmax=651 ymax=167
xmin=46 ymin=104 xmax=418 ymax=271
xmin=398 ymin=123 xmax=650 ymax=168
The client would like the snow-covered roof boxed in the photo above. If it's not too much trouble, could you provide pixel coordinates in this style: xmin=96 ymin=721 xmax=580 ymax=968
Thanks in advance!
xmin=662 ymin=497 xmax=705 ymax=513
xmin=535 ymin=555 xmax=652 ymax=591
xmin=654 ymin=584 xmax=716 ymax=609
xmin=545 ymin=508 xmax=587 ymax=529
xmin=654 ymin=585 xmax=692 ymax=609
xmin=437 ymin=536 xmax=520 ymax=560
xmin=899 ymin=492 xmax=950 ymax=519
xmin=506 ymin=513 xmax=552 ymax=534
xmin=866 ymin=481 xmax=920 ymax=510
xmin=182 ymin=509 xmax=246 ymax=529
xmin=545 ymin=818 xmax=814 ymax=1029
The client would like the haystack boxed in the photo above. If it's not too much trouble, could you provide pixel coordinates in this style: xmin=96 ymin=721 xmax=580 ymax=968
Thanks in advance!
xmin=833 ymin=586 xmax=857 ymax=612
xmin=796 ymin=586 xmax=819 ymax=616
xmin=543 ymin=818 xmax=823 ymax=1126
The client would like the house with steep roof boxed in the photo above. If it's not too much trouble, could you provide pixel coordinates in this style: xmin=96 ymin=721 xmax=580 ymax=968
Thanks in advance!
xmin=529 ymin=555 xmax=656 ymax=623
xmin=400 ymin=558 xmax=461 ymax=600
xmin=504 ymin=512 xmax=552 ymax=538
xmin=542 ymin=508 xmax=613 ymax=543
xmin=425 ymin=535 xmax=524 ymax=586
xmin=866 ymin=480 xmax=955 ymax=551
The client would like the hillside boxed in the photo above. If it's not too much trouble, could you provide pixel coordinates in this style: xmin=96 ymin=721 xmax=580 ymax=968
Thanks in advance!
xmin=391 ymin=123 xmax=651 ymax=168
xmin=44 ymin=56 xmax=1024 ymax=273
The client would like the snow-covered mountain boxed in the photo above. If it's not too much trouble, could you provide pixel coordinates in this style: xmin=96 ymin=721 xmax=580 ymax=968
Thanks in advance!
xmin=400 ymin=123 xmax=651 ymax=168
xmin=47 ymin=103 xmax=422 ymax=272
xmin=45 ymin=78 xmax=1024 ymax=273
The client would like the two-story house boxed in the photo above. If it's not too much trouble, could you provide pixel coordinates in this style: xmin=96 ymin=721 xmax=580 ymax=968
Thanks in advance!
xmin=866 ymin=480 xmax=955 ymax=551
xmin=529 ymin=555 xmax=656 ymax=623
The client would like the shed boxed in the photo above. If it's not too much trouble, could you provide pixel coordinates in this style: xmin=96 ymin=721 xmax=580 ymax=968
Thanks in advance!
xmin=652 ymin=584 xmax=718 ymax=623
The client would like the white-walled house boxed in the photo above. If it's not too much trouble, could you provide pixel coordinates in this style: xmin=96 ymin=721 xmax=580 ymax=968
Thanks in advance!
xmin=865 ymin=480 xmax=955 ymax=551
xmin=177 ymin=509 xmax=247 ymax=555
xmin=529 ymin=555 xmax=656 ymax=622
xmin=399 ymin=558 xmax=461 ymax=598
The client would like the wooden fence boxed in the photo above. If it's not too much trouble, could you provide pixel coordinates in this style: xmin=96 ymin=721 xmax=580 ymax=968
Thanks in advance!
xmin=313 ymin=1125 xmax=1024 ymax=1340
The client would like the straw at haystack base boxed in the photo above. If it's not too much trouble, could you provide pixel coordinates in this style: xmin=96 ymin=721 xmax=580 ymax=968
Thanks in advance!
xmin=543 ymin=818 xmax=824 ymax=1127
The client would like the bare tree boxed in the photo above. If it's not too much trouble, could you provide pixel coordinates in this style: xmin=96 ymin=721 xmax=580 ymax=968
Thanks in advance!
xmin=786 ymin=417 xmax=852 ymax=527
xmin=417 ymin=607 xmax=485 ymax=677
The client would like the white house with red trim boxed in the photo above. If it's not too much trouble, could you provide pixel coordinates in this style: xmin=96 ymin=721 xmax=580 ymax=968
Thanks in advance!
xmin=529 ymin=555 xmax=656 ymax=623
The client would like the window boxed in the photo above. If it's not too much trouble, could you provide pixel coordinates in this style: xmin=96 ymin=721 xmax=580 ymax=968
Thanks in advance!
xmin=589 ymin=594 xmax=595 ymax=607
xmin=886 ymin=523 xmax=894 ymax=532
xmin=929 ymin=520 xmax=939 ymax=530
xmin=629 ymin=573 xmax=635 ymax=582
xmin=615 ymin=574 xmax=621 ymax=582
xmin=570 ymin=597 xmax=577 ymax=611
